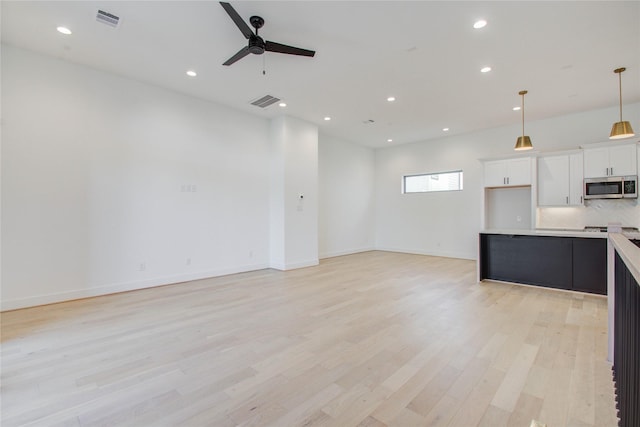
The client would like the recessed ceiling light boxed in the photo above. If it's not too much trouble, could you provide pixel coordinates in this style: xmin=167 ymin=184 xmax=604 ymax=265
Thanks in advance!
xmin=480 ymin=66 xmax=492 ymax=73
xmin=473 ymin=19 xmax=487 ymax=29
xmin=443 ymin=128 xmax=450 ymax=132
xmin=387 ymin=96 xmax=396 ymax=102
xmin=513 ymin=106 xmax=521 ymax=111
xmin=56 ymin=26 xmax=72 ymax=35
xmin=278 ymin=102 xmax=287 ymax=107
xmin=186 ymin=70 xmax=197 ymax=77
xmin=387 ymin=139 xmax=393 ymax=142
xmin=324 ymin=116 xmax=331 ymax=121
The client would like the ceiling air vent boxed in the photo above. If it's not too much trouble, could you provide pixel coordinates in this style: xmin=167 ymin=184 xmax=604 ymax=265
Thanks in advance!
xmin=250 ymin=95 xmax=280 ymax=109
xmin=96 ymin=10 xmax=120 ymax=28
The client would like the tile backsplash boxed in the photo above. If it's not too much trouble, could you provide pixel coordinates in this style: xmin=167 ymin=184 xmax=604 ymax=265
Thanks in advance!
xmin=537 ymin=199 xmax=639 ymax=229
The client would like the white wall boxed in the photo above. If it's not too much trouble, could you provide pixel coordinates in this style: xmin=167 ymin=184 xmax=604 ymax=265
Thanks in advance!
xmin=486 ymin=187 xmax=532 ymax=230
xmin=1 ymin=45 xmax=272 ymax=310
xmin=270 ymin=116 xmax=319 ymax=270
xmin=318 ymin=133 xmax=375 ymax=258
xmin=3 ymin=44 xmax=639 ymax=310
xmin=374 ymin=102 xmax=640 ymax=260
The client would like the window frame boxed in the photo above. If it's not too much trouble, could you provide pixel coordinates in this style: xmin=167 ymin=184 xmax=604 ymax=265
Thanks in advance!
xmin=402 ymin=170 xmax=464 ymax=194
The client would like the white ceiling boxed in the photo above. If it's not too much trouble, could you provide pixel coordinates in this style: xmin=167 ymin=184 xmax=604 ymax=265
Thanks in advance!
xmin=2 ymin=1 xmax=639 ymax=148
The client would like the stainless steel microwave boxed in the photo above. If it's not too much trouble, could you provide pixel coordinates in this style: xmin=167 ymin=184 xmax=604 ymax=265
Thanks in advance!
xmin=584 ymin=175 xmax=637 ymax=199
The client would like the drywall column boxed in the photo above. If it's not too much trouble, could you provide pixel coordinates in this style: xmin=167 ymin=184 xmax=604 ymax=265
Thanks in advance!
xmin=269 ymin=116 xmax=319 ymax=270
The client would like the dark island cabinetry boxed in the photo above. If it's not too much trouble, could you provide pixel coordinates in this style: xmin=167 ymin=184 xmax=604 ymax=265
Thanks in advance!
xmin=479 ymin=233 xmax=607 ymax=295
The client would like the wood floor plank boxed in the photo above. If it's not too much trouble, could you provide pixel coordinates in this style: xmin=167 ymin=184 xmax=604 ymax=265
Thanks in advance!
xmin=478 ymin=404 xmax=510 ymax=427
xmin=0 ymin=251 xmax=618 ymax=427
xmin=491 ymin=343 xmax=539 ymax=412
xmin=506 ymin=392 xmax=544 ymax=427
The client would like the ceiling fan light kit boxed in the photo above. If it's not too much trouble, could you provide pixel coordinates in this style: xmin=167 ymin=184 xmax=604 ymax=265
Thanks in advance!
xmin=609 ymin=67 xmax=635 ymax=139
xmin=219 ymin=2 xmax=315 ymax=66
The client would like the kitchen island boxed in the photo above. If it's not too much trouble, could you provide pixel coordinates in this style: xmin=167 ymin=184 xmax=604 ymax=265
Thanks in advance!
xmin=479 ymin=228 xmax=609 ymax=294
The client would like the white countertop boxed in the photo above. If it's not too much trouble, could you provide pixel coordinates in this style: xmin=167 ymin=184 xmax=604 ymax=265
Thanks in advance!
xmin=481 ymin=228 xmax=608 ymax=238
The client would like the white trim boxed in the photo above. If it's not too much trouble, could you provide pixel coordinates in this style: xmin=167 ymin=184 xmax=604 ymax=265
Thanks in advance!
xmin=269 ymin=259 xmax=319 ymax=271
xmin=1 ymin=263 xmax=269 ymax=311
xmin=375 ymin=246 xmax=476 ymax=261
xmin=319 ymin=247 xmax=375 ymax=259
xmin=580 ymin=140 xmax=640 ymax=149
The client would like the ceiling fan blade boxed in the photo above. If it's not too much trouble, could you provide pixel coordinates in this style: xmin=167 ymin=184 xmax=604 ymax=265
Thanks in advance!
xmin=219 ymin=2 xmax=253 ymax=39
xmin=265 ymin=41 xmax=315 ymax=57
xmin=223 ymin=46 xmax=251 ymax=66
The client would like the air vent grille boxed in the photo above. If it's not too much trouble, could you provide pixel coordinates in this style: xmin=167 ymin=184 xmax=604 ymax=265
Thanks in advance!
xmin=96 ymin=10 xmax=120 ymax=28
xmin=250 ymin=95 xmax=280 ymax=108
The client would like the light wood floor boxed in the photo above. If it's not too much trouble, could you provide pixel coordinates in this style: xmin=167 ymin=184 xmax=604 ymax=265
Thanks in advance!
xmin=1 ymin=251 xmax=618 ymax=426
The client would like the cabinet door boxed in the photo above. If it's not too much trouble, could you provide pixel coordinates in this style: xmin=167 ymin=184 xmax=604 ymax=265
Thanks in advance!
xmin=572 ymin=238 xmax=607 ymax=294
xmin=569 ymin=152 xmax=584 ymax=205
xmin=583 ymin=147 xmax=609 ymax=178
xmin=608 ymin=144 xmax=637 ymax=176
xmin=538 ymin=155 xmax=569 ymax=206
xmin=480 ymin=234 xmax=572 ymax=289
xmin=507 ymin=158 xmax=532 ymax=186
xmin=484 ymin=160 xmax=508 ymax=187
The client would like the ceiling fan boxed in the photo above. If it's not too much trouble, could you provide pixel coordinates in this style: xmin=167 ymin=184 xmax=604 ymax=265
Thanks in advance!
xmin=219 ymin=2 xmax=316 ymax=66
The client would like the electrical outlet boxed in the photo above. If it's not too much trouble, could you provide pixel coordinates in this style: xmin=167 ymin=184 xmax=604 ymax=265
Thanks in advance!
xmin=186 ymin=258 xmax=191 ymax=266
xmin=139 ymin=263 xmax=146 ymax=271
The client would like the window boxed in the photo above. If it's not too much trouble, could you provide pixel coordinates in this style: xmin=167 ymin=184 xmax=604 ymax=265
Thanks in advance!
xmin=403 ymin=170 xmax=463 ymax=193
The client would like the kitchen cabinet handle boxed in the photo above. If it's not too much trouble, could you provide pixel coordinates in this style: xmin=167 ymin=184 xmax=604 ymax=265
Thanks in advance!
xmin=566 ymin=196 xmax=569 ymax=204
xmin=580 ymin=196 xmax=583 ymax=204
xmin=611 ymin=167 xmax=613 ymax=175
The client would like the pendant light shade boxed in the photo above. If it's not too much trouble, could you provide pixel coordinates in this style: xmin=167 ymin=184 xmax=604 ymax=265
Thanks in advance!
xmin=609 ymin=67 xmax=635 ymax=139
xmin=514 ymin=90 xmax=533 ymax=151
xmin=515 ymin=135 xmax=533 ymax=150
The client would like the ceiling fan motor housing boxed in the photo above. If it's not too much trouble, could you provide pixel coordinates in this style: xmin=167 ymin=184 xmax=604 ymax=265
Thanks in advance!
xmin=219 ymin=2 xmax=315 ymax=66
xmin=249 ymin=35 xmax=266 ymax=55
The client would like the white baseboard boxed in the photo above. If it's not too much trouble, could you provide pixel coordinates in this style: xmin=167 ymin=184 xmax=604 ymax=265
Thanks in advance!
xmin=319 ymin=247 xmax=375 ymax=259
xmin=374 ymin=246 xmax=477 ymax=261
xmin=269 ymin=259 xmax=319 ymax=271
xmin=1 ymin=249 xmax=476 ymax=311
xmin=1 ymin=262 xmax=269 ymax=311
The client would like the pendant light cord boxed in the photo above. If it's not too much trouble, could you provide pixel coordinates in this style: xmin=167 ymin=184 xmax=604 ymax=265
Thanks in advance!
xmin=519 ymin=90 xmax=527 ymax=138
xmin=618 ymin=71 xmax=623 ymax=122
xmin=614 ymin=67 xmax=626 ymax=122
xmin=521 ymin=93 xmax=525 ymax=138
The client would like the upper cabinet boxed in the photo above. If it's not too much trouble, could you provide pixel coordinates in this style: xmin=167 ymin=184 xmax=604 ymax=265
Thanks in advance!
xmin=538 ymin=152 xmax=583 ymax=206
xmin=484 ymin=157 xmax=532 ymax=187
xmin=583 ymin=144 xmax=637 ymax=178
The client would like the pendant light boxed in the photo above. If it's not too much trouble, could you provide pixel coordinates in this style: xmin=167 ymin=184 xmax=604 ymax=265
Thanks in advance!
xmin=514 ymin=90 xmax=533 ymax=151
xmin=609 ymin=67 xmax=635 ymax=139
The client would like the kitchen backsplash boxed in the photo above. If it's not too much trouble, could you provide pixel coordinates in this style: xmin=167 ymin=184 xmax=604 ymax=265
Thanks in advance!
xmin=537 ymin=199 xmax=639 ymax=229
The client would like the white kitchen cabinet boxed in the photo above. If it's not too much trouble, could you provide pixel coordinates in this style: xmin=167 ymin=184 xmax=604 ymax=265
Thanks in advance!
xmin=538 ymin=152 xmax=583 ymax=206
xmin=583 ymin=144 xmax=637 ymax=178
xmin=569 ymin=152 xmax=584 ymax=205
xmin=484 ymin=157 xmax=532 ymax=187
